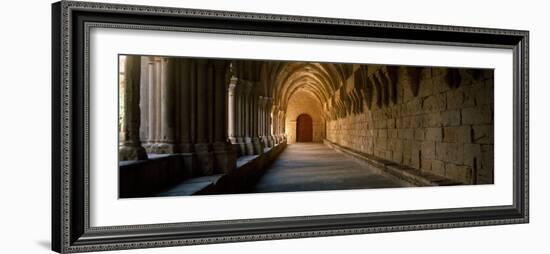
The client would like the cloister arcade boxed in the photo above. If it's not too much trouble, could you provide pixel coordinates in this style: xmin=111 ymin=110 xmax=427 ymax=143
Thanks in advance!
xmin=118 ymin=55 xmax=494 ymax=197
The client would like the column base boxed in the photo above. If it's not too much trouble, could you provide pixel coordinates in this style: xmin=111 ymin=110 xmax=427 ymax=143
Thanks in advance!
xmin=195 ymin=143 xmax=214 ymax=176
xmin=142 ymin=143 xmax=155 ymax=154
xmin=268 ymin=135 xmax=275 ymax=147
xmin=229 ymin=136 xmax=244 ymax=157
xmin=252 ymin=137 xmax=264 ymax=155
xmin=119 ymin=144 xmax=148 ymax=161
xmin=244 ymin=137 xmax=255 ymax=155
xmin=146 ymin=142 xmax=176 ymax=154
xmin=260 ymin=136 xmax=270 ymax=148
xmin=236 ymin=137 xmax=246 ymax=156
xmin=177 ymin=143 xmax=194 ymax=153
xmin=230 ymin=143 xmax=241 ymax=157
xmin=213 ymin=142 xmax=237 ymax=173
xmin=274 ymin=135 xmax=280 ymax=144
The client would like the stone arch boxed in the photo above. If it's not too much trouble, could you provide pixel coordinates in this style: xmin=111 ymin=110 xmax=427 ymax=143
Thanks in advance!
xmin=284 ymin=89 xmax=325 ymax=143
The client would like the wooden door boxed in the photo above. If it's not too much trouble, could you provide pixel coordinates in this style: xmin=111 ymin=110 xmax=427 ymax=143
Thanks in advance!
xmin=296 ymin=114 xmax=313 ymax=142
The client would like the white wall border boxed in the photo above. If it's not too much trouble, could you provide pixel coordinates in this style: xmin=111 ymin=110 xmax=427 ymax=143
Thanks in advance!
xmin=89 ymin=27 xmax=514 ymax=227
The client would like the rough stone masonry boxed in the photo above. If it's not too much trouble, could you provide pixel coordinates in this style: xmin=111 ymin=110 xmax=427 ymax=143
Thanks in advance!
xmin=325 ymin=65 xmax=494 ymax=184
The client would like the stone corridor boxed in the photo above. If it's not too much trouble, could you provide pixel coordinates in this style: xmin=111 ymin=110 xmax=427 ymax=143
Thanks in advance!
xmin=118 ymin=55 xmax=495 ymax=198
xmin=253 ymin=143 xmax=410 ymax=193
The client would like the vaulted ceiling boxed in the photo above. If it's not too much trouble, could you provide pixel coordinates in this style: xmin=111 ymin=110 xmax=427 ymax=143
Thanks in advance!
xmin=232 ymin=60 xmax=354 ymax=112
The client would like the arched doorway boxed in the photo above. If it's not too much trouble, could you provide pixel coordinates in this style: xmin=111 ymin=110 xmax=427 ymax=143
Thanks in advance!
xmin=296 ymin=114 xmax=313 ymax=142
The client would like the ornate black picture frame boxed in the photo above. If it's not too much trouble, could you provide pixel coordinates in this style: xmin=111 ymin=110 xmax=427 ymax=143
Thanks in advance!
xmin=52 ymin=1 xmax=529 ymax=253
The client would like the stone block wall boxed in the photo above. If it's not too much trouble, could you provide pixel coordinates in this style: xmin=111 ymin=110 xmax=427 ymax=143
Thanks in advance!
xmin=326 ymin=65 xmax=494 ymax=184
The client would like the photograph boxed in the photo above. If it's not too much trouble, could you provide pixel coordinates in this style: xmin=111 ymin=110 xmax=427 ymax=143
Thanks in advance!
xmin=118 ymin=55 xmax=494 ymax=198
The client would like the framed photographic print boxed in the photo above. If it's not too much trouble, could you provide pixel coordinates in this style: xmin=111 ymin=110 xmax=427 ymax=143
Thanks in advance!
xmin=51 ymin=0 xmax=529 ymax=253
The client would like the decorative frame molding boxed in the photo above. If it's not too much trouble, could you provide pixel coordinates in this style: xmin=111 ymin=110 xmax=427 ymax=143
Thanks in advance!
xmin=52 ymin=1 xmax=529 ymax=253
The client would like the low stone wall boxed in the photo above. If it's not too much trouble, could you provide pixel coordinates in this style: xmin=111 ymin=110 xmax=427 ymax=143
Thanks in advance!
xmin=326 ymin=66 xmax=494 ymax=184
xmin=119 ymin=153 xmax=194 ymax=198
xmin=206 ymin=141 xmax=287 ymax=194
xmin=120 ymin=142 xmax=287 ymax=198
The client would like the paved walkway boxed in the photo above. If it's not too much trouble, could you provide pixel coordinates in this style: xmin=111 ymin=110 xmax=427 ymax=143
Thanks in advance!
xmin=253 ymin=143 xmax=410 ymax=193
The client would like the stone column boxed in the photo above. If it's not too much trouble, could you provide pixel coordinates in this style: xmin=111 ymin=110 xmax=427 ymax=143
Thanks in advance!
xmin=251 ymin=90 xmax=264 ymax=155
xmin=258 ymin=96 xmax=268 ymax=147
xmin=227 ymin=76 xmax=243 ymax=156
xmin=206 ymin=63 xmax=215 ymax=144
xmin=139 ymin=56 xmax=155 ymax=151
xmin=264 ymin=97 xmax=274 ymax=147
xmin=281 ymin=110 xmax=287 ymax=142
xmin=153 ymin=58 xmax=162 ymax=148
xmin=271 ymin=100 xmax=276 ymax=146
xmin=276 ymin=107 xmax=282 ymax=143
xmin=194 ymin=59 xmax=214 ymax=175
xmin=155 ymin=57 xmax=176 ymax=153
xmin=243 ymin=81 xmax=255 ymax=155
xmin=273 ymin=107 xmax=281 ymax=144
xmin=177 ymin=59 xmax=193 ymax=153
xmin=212 ymin=61 xmax=236 ymax=173
xmin=278 ymin=110 xmax=285 ymax=142
xmin=146 ymin=59 xmax=157 ymax=151
xmin=271 ymin=105 xmax=278 ymax=144
xmin=236 ymin=82 xmax=246 ymax=155
xmin=258 ymin=97 xmax=263 ymax=143
xmin=264 ymin=98 xmax=270 ymax=147
xmin=139 ymin=58 xmax=149 ymax=145
xmin=119 ymin=55 xmax=147 ymax=161
xmin=227 ymin=78 xmax=237 ymax=141
xmin=174 ymin=59 xmax=182 ymax=151
xmin=139 ymin=57 xmax=161 ymax=153
xmin=189 ymin=61 xmax=197 ymax=145
xmin=213 ymin=62 xmax=227 ymax=143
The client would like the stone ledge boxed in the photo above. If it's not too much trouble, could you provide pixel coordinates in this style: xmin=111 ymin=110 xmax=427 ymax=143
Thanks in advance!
xmin=323 ymin=139 xmax=461 ymax=187
xmin=154 ymin=141 xmax=287 ymax=197
xmin=119 ymin=153 xmax=195 ymax=198
xmin=156 ymin=174 xmax=224 ymax=197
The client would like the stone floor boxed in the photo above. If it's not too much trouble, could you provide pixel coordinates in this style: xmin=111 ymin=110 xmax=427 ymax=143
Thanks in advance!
xmin=253 ymin=143 xmax=411 ymax=193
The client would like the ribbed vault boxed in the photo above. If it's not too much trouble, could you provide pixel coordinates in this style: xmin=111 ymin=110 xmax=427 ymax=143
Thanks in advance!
xmin=266 ymin=62 xmax=345 ymax=111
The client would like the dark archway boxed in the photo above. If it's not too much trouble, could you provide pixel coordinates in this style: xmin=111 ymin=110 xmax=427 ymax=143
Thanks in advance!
xmin=296 ymin=114 xmax=313 ymax=142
